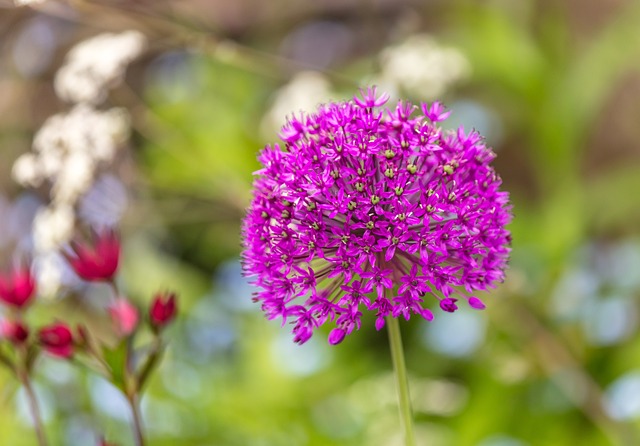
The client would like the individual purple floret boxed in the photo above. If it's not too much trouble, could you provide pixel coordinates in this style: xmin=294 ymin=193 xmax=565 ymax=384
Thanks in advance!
xmin=242 ymin=88 xmax=512 ymax=345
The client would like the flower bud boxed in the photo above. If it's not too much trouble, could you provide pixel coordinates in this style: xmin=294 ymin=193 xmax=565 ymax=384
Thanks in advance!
xmin=439 ymin=298 xmax=458 ymax=313
xmin=149 ymin=292 xmax=177 ymax=330
xmin=65 ymin=229 xmax=120 ymax=282
xmin=39 ymin=322 xmax=74 ymax=358
xmin=108 ymin=298 xmax=139 ymax=336
xmin=0 ymin=264 xmax=36 ymax=309
xmin=468 ymin=297 xmax=486 ymax=310
xmin=0 ymin=319 xmax=29 ymax=345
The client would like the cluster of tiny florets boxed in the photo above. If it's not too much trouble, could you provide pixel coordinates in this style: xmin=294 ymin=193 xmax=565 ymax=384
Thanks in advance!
xmin=242 ymin=88 xmax=511 ymax=345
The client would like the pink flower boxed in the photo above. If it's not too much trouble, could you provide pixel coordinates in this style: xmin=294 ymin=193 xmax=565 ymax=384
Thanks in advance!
xmin=439 ymin=298 xmax=458 ymax=313
xmin=65 ymin=229 xmax=120 ymax=282
xmin=108 ymin=299 xmax=139 ymax=336
xmin=0 ymin=264 xmax=36 ymax=309
xmin=39 ymin=322 xmax=74 ymax=358
xmin=0 ymin=319 xmax=29 ymax=345
xmin=242 ymin=88 xmax=512 ymax=344
xmin=149 ymin=292 xmax=177 ymax=330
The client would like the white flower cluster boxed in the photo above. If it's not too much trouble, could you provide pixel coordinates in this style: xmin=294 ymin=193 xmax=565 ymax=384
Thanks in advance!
xmin=13 ymin=0 xmax=46 ymax=6
xmin=11 ymin=31 xmax=145 ymax=296
xmin=14 ymin=105 xmax=130 ymax=201
xmin=261 ymin=71 xmax=334 ymax=138
xmin=262 ymin=35 xmax=468 ymax=139
xmin=55 ymin=31 xmax=147 ymax=104
xmin=378 ymin=34 xmax=470 ymax=100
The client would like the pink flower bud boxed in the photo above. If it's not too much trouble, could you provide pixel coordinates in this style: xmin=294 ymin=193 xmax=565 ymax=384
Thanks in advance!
xmin=39 ymin=322 xmax=74 ymax=358
xmin=0 ymin=264 xmax=36 ymax=309
xmin=0 ymin=319 xmax=29 ymax=345
xmin=108 ymin=299 xmax=139 ymax=336
xmin=439 ymin=298 xmax=458 ymax=313
xmin=149 ymin=292 xmax=177 ymax=329
xmin=328 ymin=327 xmax=346 ymax=345
xmin=468 ymin=297 xmax=486 ymax=310
xmin=65 ymin=229 xmax=120 ymax=282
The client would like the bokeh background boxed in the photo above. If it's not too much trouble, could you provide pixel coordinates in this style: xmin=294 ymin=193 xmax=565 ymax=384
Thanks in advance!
xmin=2 ymin=0 xmax=640 ymax=445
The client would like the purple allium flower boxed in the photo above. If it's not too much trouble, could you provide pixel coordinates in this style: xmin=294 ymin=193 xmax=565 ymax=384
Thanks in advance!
xmin=242 ymin=88 xmax=512 ymax=344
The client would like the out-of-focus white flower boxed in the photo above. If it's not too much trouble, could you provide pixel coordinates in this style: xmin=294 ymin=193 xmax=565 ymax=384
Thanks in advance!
xmin=33 ymin=205 xmax=75 ymax=252
xmin=379 ymin=34 xmax=470 ymax=100
xmin=9 ymin=31 xmax=140 ymax=298
xmin=14 ymin=0 xmax=46 ymax=6
xmin=12 ymin=153 xmax=43 ymax=187
xmin=261 ymin=71 xmax=334 ymax=138
xmin=54 ymin=31 xmax=147 ymax=104
xmin=14 ymin=104 xmax=130 ymax=206
xmin=52 ymin=152 xmax=95 ymax=205
xmin=33 ymin=252 xmax=65 ymax=298
xmin=34 ymin=105 xmax=130 ymax=164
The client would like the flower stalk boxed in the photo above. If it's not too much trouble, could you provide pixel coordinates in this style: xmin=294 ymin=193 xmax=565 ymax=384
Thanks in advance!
xmin=126 ymin=391 xmax=145 ymax=446
xmin=18 ymin=371 xmax=49 ymax=446
xmin=386 ymin=315 xmax=416 ymax=446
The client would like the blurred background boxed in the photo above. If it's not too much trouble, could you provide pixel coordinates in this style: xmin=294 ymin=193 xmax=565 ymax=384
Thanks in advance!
xmin=1 ymin=0 xmax=640 ymax=445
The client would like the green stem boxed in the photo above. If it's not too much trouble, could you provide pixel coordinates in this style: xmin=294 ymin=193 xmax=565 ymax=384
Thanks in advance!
xmin=126 ymin=392 xmax=145 ymax=446
xmin=19 ymin=372 xmax=49 ymax=446
xmin=386 ymin=315 xmax=416 ymax=446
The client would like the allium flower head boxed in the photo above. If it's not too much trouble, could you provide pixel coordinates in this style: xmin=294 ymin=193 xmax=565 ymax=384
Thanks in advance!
xmin=242 ymin=88 xmax=511 ymax=344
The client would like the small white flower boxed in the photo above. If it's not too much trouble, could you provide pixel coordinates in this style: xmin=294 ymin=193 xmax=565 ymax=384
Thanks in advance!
xmin=380 ymin=34 xmax=470 ymax=99
xmin=261 ymin=71 xmax=334 ymax=138
xmin=33 ymin=252 xmax=65 ymax=298
xmin=24 ymin=104 xmax=131 ymax=206
xmin=12 ymin=153 xmax=43 ymax=187
xmin=52 ymin=151 xmax=96 ymax=205
xmin=33 ymin=205 xmax=75 ymax=252
xmin=54 ymin=30 xmax=147 ymax=104
xmin=14 ymin=0 xmax=46 ymax=6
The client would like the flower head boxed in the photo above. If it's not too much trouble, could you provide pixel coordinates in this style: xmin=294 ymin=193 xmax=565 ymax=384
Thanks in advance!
xmin=0 ymin=319 xmax=30 ymax=345
xmin=65 ymin=229 xmax=120 ymax=282
xmin=149 ymin=291 xmax=177 ymax=330
xmin=242 ymin=88 xmax=511 ymax=344
xmin=108 ymin=298 xmax=139 ymax=337
xmin=0 ymin=264 xmax=36 ymax=309
xmin=39 ymin=322 xmax=74 ymax=358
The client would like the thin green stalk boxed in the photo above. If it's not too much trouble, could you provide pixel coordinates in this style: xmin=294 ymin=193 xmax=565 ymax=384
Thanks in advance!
xmin=126 ymin=392 xmax=145 ymax=446
xmin=19 ymin=372 xmax=49 ymax=446
xmin=386 ymin=315 xmax=416 ymax=446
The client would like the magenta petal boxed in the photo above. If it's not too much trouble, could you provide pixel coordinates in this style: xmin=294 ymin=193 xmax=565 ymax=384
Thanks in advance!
xmin=468 ymin=297 xmax=486 ymax=310
xmin=328 ymin=328 xmax=346 ymax=345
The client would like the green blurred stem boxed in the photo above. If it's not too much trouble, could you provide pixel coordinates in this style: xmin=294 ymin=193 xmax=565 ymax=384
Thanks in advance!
xmin=126 ymin=392 xmax=145 ymax=446
xmin=137 ymin=336 xmax=163 ymax=391
xmin=19 ymin=372 xmax=49 ymax=446
xmin=386 ymin=315 xmax=416 ymax=446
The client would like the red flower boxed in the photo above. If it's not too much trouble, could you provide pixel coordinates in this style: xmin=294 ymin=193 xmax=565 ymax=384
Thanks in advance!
xmin=39 ymin=322 xmax=74 ymax=358
xmin=0 ymin=264 xmax=36 ymax=309
xmin=149 ymin=292 xmax=177 ymax=329
xmin=0 ymin=319 xmax=29 ymax=345
xmin=65 ymin=229 xmax=120 ymax=282
xmin=108 ymin=298 xmax=139 ymax=336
